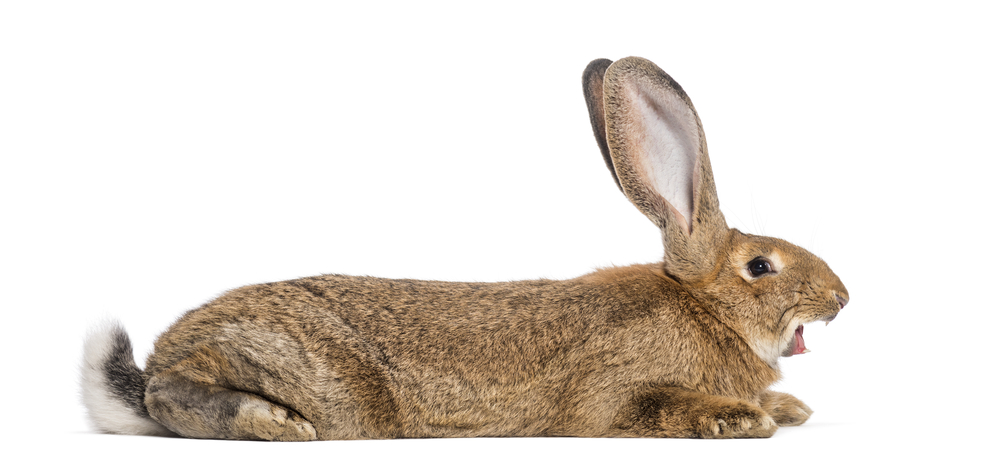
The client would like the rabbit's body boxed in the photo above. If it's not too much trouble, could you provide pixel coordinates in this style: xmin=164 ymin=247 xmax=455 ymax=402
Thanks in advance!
xmin=82 ymin=57 xmax=848 ymax=440
xmin=139 ymin=263 xmax=776 ymax=440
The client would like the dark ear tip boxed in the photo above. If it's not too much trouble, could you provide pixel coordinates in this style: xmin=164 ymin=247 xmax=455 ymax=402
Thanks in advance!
xmin=581 ymin=58 xmax=622 ymax=193
xmin=583 ymin=59 xmax=614 ymax=81
xmin=586 ymin=58 xmax=614 ymax=69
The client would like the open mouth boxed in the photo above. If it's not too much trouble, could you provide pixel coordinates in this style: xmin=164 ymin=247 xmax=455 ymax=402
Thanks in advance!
xmin=781 ymin=324 xmax=809 ymax=357
xmin=782 ymin=313 xmax=839 ymax=357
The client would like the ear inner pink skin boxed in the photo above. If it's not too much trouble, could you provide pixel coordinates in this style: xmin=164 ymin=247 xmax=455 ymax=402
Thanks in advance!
xmin=627 ymin=80 xmax=698 ymax=234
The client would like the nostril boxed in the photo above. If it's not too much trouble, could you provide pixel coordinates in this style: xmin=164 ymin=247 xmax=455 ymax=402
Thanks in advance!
xmin=834 ymin=293 xmax=848 ymax=309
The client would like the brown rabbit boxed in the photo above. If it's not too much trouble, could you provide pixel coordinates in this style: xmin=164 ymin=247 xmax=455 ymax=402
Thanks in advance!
xmin=81 ymin=56 xmax=848 ymax=440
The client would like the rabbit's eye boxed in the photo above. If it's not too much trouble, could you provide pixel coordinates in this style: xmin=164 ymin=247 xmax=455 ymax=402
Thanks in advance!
xmin=748 ymin=258 xmax=772 ymax=277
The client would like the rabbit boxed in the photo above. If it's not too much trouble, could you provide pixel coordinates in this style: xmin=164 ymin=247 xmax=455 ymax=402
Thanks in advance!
xmin=81 ymin=56 xmax=849 ymax=440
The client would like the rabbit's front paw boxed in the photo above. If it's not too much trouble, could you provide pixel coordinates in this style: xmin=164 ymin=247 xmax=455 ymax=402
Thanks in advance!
xmin=695 ymin=403 xmax=777 ymax=439
xmin=759 ymin=390 xmax=813 ymax=426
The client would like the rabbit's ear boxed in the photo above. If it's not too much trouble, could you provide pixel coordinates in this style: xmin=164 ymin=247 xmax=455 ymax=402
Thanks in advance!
xmin=602 ymin=57 xmax=728 ymax=273
xmin=582 ymin=58 xmax=621 ymax=192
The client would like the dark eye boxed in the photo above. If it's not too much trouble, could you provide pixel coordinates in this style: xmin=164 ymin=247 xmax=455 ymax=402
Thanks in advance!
xmin=748 ymin=258 xmax=772 ymax=277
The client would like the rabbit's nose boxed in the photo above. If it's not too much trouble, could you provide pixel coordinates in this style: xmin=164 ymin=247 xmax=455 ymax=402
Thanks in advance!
xmin=834 ymin=293 xmax=849 ymax=310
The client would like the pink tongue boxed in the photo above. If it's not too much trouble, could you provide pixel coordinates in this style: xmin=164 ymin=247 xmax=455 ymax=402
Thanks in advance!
xmin=793 ymin=325 xmax=807 ymax=355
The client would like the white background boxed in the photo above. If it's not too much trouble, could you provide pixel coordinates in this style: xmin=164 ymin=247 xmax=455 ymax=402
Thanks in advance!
xmin=2 ymin=1 xmax=996 ymax=470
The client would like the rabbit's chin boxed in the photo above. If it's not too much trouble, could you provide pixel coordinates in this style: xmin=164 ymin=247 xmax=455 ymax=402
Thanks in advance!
xmin=780 ymin=325 xmax=809 ymax=357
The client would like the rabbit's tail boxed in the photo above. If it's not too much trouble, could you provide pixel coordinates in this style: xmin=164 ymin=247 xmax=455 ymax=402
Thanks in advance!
xmin=80 ymin=320 xmax=174 ymax=436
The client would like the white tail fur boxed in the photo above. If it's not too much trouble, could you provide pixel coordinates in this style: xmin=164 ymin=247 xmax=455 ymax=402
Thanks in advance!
xmin=80 ymin=320 xmax=174 ymax=436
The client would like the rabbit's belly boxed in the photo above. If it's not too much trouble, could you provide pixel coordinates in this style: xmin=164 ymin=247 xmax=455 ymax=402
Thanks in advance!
xmin=388 ymin=374 xmax=553 ymax=437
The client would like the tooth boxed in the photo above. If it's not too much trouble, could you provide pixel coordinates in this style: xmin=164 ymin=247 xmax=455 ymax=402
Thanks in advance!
xmin=803 ymin=349 xmax=812 ymax=354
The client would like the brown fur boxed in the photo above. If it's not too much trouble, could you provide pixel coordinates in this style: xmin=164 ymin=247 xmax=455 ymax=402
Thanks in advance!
xmin=85 ymin=57 xmax=848 ymax=440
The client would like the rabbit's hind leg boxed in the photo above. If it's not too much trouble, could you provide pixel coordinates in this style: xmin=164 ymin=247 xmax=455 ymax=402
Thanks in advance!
xmin=145 ymin=372 xmax=317 ymax=441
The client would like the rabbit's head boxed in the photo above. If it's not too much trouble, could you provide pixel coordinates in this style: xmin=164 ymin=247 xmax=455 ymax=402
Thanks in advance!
xmin=584 ymin=57 xmax=848 ymax=366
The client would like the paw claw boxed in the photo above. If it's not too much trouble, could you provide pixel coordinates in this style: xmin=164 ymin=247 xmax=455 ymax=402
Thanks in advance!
xmin=698 ymin=405 xmax=777 ymax=438
xmin=760 ymin=391 xmax=813 ymax=427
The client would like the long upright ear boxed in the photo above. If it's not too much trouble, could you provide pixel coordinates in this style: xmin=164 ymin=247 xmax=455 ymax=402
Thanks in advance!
xmin=582 ymin=58 xmax=621 ymax=191
xmin=602 ymin=57 xmax=728 ymax=277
